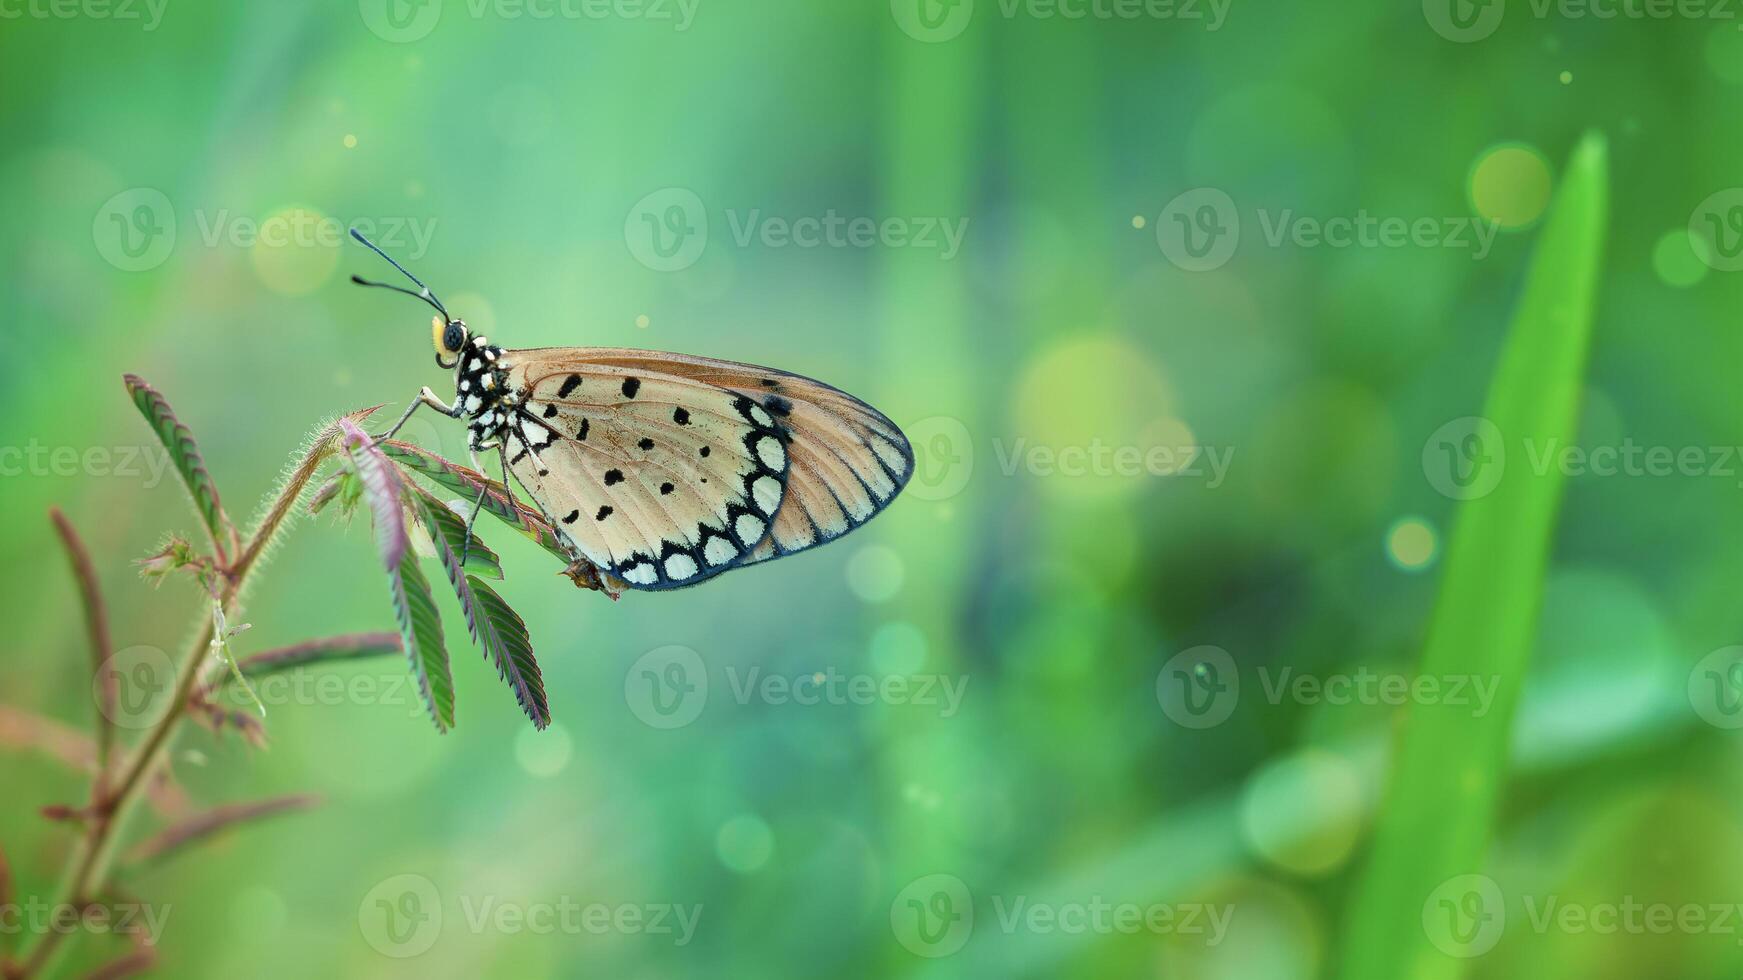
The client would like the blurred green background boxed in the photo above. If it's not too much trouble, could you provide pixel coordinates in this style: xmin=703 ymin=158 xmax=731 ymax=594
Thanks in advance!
xmin=3 ymin=1 xmax=1742 ymax=977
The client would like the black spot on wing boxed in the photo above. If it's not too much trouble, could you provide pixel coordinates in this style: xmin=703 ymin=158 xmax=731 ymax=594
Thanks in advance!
xmin=561 ymin=509 xmax=579 ymax=524
xmin=557 ymin=374 xmax=581 ymax=398
xmin=622 ymin=377 xmax=641 ymax=398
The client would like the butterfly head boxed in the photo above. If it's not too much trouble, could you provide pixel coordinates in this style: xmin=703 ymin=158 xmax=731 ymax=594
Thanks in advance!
xmin=431 ymin=315 xmax=470 ymax=369
xmin=346 ymin=228 xmax=471 ymax=370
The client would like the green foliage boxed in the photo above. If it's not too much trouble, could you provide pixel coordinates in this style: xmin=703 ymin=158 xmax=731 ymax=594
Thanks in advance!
xmin=1337 ymin=133 xmax=1610 ymax=980
xmin=223 ymin=634 xmax=403 ymax=683
xmin=380 ymin=440 xmax=570 ymax=562
xmin=122 ymin=374 xmax=234 ymax=558
xmin=390 ymin=546 xmax=456 ymax=733
xmin=466 ymin=575 xmax=550 ymax=731
xmin=409 ymin=484 xmax=504 ymax=580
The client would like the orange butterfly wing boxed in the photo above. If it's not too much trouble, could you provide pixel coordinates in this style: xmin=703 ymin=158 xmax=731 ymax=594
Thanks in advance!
xmin=497 ymin=348 xmax=912 ymax=591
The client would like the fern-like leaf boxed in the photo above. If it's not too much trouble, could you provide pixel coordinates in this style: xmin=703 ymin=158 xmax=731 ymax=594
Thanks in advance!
xmin=411 ymin=492 xmax=548 ymax=729
xmin=409 ymin=485 xmax=503 ymax=580
xmin=467 ymin=576 xmax=550 ymax=730
xmin=392 ymin=550 xmax=455 ymax=732
xmin=123 ymin=374 xmax=234 ymax=559
xmin=380 ymin=440 xmax=569 ymax=561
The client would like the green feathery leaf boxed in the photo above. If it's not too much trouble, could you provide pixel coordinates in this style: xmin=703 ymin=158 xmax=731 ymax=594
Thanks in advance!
xmin=411 ymin=491 xmax=549 ymax=729
xmin=123 ymin=374 xmax=234 ymax=559
xmin=409 ymin=485 xmax=503 ymax=580
xmin=380 ymin=440 xmax=568 ymax=562
xmin=467 ymin=576 xmax=550 ymax=730
xmin=392 ymin=549 xmax=455 ymax=733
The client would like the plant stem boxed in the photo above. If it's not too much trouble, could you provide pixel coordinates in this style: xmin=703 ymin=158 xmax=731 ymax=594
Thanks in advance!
xmin=15 ymin=411 xmax=368 ymax=979
xmin=48 ymin=509 xmax=115 ymax=801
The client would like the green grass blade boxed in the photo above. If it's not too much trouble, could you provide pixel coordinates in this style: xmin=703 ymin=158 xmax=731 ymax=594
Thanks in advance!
xmin=123 ymin=374 xmax=234 ymax=558
xmin=1336 ymin=132 xmax=1608 ymax=980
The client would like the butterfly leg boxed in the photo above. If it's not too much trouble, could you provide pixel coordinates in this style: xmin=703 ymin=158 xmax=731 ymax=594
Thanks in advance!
xmin=456 ymin=446 xmax=498 ymax=568
xmin=372 ymin=387 xmax=459 ymax=446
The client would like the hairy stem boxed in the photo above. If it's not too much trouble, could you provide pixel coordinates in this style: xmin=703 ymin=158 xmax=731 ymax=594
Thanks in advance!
xmin=16 ymin=409 xmax=374 ymax=979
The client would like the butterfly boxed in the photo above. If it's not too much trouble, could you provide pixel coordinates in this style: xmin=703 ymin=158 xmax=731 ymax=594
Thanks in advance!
xmin=347 ymin=230 xmax=913 ymax=596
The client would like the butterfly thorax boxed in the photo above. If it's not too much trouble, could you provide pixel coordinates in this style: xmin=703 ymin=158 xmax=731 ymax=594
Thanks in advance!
xmin=454 ymin=336 xmax=521 ymax=451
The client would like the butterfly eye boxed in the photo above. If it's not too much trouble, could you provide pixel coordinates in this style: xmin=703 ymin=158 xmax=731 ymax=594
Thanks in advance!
xmin=432 ymin=316 xmax=469 ymax=367
xmin=444 ymin=319 xmax=468 ymax=353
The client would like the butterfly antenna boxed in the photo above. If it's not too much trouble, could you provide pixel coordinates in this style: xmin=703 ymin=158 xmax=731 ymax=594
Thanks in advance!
xmin=348 ymin=228 xmax=450 ymax=320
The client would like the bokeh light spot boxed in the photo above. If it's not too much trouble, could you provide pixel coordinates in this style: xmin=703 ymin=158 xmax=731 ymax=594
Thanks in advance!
xmin=1469 ymin=144 xmax=1554 ymax=230
xmin=1706 ymin=23 xmax=1743 ymax=85
xmin=869 ymin=620 xmax=928 ymax=675
xmin=1386 ymin=517 xmax=1438 ymax=571
xmin=716 ymin=814 xmax=775 ymax=873
xmin=846 ymin=545 xmax=905 ymax=603
xmin=514 ymin=721 xmax=571 ymax=778
xmin=249 ymin=206 xmax=340 ymax=296
xmin=1652 ymin=229 xmax=1710 ymax=288
xmin=1240 ymin=749 xmax=1366 ymax=876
